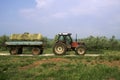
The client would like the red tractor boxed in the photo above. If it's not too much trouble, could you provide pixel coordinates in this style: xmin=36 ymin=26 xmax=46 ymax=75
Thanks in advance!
xmin=53 ymin=33 xmax=86 ymax=55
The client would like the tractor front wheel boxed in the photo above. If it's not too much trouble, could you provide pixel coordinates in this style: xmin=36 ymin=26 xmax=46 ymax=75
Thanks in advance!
xmin=76 ymin=46 xmax=86 ymax=55
xmin=53 ymin=43 xmax=67 ymax=55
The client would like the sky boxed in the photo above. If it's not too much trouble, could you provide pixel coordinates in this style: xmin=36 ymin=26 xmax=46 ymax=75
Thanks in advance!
xmin=0 ymin=0 xmax=120 ymax=38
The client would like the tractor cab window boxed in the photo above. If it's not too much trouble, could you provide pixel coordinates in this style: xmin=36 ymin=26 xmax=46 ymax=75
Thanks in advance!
xmin=58 ymin=36 xmax=64 ymax=41
xmin=58 ymin=35 xmax=72 ymax=44
xmin=65 ymin=35 xmax=72 ymax=44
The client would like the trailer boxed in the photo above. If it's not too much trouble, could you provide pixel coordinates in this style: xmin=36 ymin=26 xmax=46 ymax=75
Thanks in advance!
xmin=5 ymin=32 xmax=45 ymax=55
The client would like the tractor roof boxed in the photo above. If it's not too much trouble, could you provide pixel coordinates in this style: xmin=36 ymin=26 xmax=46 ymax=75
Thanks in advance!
xmin=58 ymin=33 xmax=72 ymax=36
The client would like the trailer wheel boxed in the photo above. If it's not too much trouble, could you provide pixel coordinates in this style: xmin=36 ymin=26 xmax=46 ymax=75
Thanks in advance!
xmin=10 ymin=48 xmax=18 ymax=55
xmin=53 ymin=43 xmax=67 ymax=55
xmin=76 ymin=46 xmax=86 ymax=55
xmin=32 ymin=48 xmax=41 ymax=55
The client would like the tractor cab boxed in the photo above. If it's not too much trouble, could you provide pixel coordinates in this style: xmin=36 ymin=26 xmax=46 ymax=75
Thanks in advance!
xmin=57 ymin=33 xmax=72 ymax=48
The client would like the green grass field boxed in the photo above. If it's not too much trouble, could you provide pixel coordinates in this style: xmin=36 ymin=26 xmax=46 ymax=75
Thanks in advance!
xmin=0 ymin=50 xmax=120 ymax=80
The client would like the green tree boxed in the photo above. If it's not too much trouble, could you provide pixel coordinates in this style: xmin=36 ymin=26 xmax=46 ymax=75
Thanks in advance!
xmin=109 ymin=35 xmax=119 ymax=50
xmin=0 ymin=35 xmax=9 ymax=50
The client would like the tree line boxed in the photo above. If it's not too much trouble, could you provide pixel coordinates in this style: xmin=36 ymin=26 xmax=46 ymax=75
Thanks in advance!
xmin=79 ymin=35 xmax=120 ymax=51
xmin=0 ymin=35 xmax=120 ymax=51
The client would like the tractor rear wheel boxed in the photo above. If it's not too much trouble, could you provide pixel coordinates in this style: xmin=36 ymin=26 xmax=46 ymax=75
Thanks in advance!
xmin=53 ymin=43 xmax=67 ymax=55
xmin=76 ymin=46 xmax=86 ymax=55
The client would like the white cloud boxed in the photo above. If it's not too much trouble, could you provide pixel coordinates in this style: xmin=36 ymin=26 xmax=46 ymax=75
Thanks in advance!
xmin=20 ymin=0 xmax=120 ymax=20
xmin=52 ymin=12 xmax=68 ymax=19
xmin=48 ymin=0 xmax=120 ymax=19
xmin=20 ymin=0 xmax=54 ymax=19
xmin=36 ymin=0 xmax=46 ymax=8
xmin=35 ymin=0 xmax=54 ymax=8
xmin=69 ymin=0 xmax=120 ymax=16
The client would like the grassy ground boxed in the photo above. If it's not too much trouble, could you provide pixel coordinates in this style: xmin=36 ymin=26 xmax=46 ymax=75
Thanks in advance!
xmin=0 ymin=52 xmax=120 ymax=80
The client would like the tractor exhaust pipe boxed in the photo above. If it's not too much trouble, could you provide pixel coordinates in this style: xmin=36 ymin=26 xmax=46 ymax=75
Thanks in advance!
xmin=75 ymin=34 xmax=77 ymax=42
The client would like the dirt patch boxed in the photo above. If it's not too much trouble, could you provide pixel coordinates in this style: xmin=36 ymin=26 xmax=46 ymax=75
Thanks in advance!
xmin=19 ymin=58 xmax=69 ymax=70
xmin=100 ymin=60 xmax=120 ymax=68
